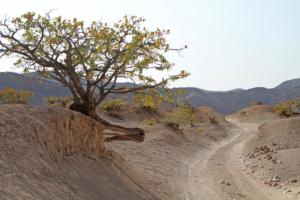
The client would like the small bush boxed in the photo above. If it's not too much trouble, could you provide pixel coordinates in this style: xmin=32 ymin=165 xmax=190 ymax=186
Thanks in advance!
xmin=274 ymin=100 xmax=295 ymax=117
xmin=99 ymin=98 xmax=127 ymax=111
xmin=133 ymin=89 xmax=163 ymax=112
xmin=164 ymin=122 xmax=180 ymax=131
xmin=162 ymin=105 xmax=198 ymax=130
xmin=0 ymin=87 xmax=33 ymax=104
xmin=209 ymin=116 xmax=219 ymax=124
xmin=44 ymin=96 xmax=73 ymax=107
xmin=197 ymin=128 xmax=203 ymax=134
xmin=143 ymin=118 xmax=158 ymax=126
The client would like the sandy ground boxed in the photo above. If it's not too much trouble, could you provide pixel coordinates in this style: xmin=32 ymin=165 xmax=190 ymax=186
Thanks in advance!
xmin=107 ymin=121 xmax=232 ymax=200
xmin=184 ymin=119 xmax=281 ymax=200
xmin=183 ymin=117 xmax=300 ymax=200
xmin=108 ymin=111 xmax=300 ymax=200
xmin=1 ymin=104 xmax=299 ymax=200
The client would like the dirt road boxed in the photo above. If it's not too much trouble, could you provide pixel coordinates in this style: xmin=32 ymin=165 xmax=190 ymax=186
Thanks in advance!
xmin=184 ymin=119 xmax=287 ymax=200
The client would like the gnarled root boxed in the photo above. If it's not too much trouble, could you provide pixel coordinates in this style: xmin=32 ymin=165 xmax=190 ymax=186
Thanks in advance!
xmin=91 ymin=113 xmax=145 ymax=142
xmin=70 ymin=103 xmax=145 ymax=142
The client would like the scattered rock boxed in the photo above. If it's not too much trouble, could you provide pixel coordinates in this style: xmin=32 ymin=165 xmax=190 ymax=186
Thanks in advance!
xmin=264 ymin=175 xmax=281 ymax=187
xmin=236 ymin=193 xmax=247 ymax=198
xmin=264 ymin=154 xmax=272 ymax=160
xmin=272 ymin=175 xmax=280 ymax=182
xmin=287 ymin=179 xmax=298 ymax=184
xmin=249 ymin=144 xmax=278 ymax=159
xmin=283 ymin=189 xmax=292 ymax=194
xmin=271 ymin=157 xmax=282 ymax=164
xmin=220 ymin=180 xmax=231 ymax=186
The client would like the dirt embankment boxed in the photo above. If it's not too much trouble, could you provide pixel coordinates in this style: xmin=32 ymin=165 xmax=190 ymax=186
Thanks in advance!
xmin=0 ymin=104 xmax=154 ymax=200
xmin=229 ymin=105 xmax=278 ymax=123
xmin=241 ymin=117 xmax=300 ymax=199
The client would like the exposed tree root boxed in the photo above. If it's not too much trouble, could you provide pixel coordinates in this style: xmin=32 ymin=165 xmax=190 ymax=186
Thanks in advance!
xmin=70 ymin=103 xmax=145 ymax=142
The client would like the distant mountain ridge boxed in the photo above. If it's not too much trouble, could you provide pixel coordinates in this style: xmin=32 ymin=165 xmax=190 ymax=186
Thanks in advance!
xmin=0 ymin=72 xmax=299 ymax=114
xmin=275 ymin=78 xmax=300 ymax=90
xmin=181 ymin=79 xmax=300 ymax=114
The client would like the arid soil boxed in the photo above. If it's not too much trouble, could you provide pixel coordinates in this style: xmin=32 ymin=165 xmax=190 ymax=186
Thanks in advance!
xmin=108 ymin=105 xmax=300 ymax=200
xmin=0 ymin=105 xmax=151 ymax=200
xmin=1 ymin=104 xmax=299 ymax=200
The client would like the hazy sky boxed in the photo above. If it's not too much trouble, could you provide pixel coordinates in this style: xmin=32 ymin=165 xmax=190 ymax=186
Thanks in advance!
xmin=0 ymin=0 xmax=299 ymax=90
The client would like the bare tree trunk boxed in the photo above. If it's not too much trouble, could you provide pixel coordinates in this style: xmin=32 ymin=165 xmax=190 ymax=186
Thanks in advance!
xmin=69 ymin=103 xmax=145 ymax=142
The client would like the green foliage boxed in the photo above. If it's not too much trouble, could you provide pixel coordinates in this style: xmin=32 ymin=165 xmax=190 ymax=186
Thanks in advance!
xmin=168 ymin=88 xmax=186 ymax=106
xmin=196 ymin=128 xmax=203 ymax=133
xmin=44 ymin=96 xmax=73 ymax=107
xmin=0 ymin=87 xmax=33 ymax=104
xmin=133 ymin=89 xmax=164 ymax=111
xmin=162 ymin=105 xmax=198 ymax=130
xmin=0 ymin=12 xmax=189 ymax=110
xmin=99 ymin=98 xmax=127 ymax=111
xmin=274 ymin=100 xmax=295 ymax=117
xmin=143 ymin=118 xmax=159 ymax=126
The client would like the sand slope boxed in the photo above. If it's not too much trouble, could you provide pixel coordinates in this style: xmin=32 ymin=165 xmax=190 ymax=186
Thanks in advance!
xmin=229 ymin=105 xmax=278 ymax=123
xmin=0 ymin=105 xmax=150 ymax=200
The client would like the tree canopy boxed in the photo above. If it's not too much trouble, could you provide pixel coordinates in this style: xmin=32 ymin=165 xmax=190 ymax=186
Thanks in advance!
xmin=0 ymin=12 xmax=189 ymax=142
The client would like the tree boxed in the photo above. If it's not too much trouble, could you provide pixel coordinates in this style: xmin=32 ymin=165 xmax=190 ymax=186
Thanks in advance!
xmin=0 ymin=12 xmax=189 ymax=142
xmin=0 ymin=87 xmax=33 ymax=104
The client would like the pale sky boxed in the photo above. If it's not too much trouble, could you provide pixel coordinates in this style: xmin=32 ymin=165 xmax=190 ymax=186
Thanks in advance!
xmin=0 ymin=0 xmax=299 ymax=91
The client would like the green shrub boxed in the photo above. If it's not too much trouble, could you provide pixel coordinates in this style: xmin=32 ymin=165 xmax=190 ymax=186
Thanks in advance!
xmin=197 ymin=128 xmax=203 ymax=134
xmin=0 ymin=87 xmax=33 ymax=104
xmin=274 ymin=100 xmax=295 ymax=117
xmin=99 ymin=98 xmax=127 ymax=111
xmin=133 ymin=89 xmax=163 ymax=112
xmin=44 ymin=96 xmax=73 ymax=107
xmin=143 ymin=118 xmax=159 ymax=126
xmin=162 ymin=105 xmax=198 ymax=130
xmin=167 ymin=88 xmax=186 ymax=107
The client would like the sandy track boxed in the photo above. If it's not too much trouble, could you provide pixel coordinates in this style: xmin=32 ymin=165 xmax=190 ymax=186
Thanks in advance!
xmin=184 ymin=119 xmax=286 ymax=200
